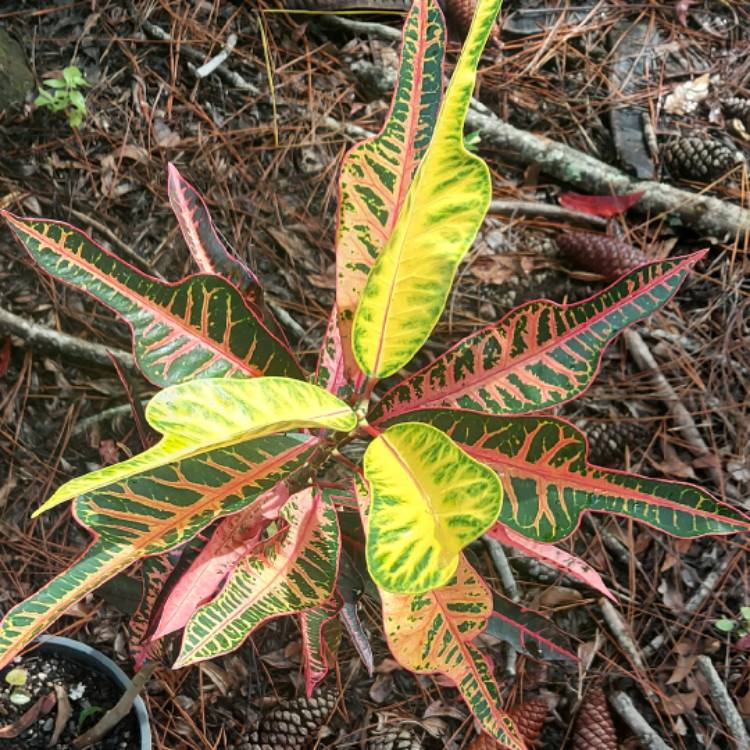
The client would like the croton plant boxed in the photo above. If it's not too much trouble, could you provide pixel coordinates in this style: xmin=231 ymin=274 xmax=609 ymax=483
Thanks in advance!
xmin=1 ymin=0 xmax=748 ymax=747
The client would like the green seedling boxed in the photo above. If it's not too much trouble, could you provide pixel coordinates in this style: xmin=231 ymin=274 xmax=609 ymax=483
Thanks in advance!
xmin=34 ymin=66 xmax=90 ymax=128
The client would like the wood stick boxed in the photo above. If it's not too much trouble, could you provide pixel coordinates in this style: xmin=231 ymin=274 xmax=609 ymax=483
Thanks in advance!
xmin=623 ymin=328 xmax=725 ymax=489
xmin=696 ymin=655 xmax=750 ymax=750
xmin=610 ymin=691 xmax=674 ymax=750
xmin=73 ymin=663 xmax=156 ymax=749
xmin=0 ymin=305 xmax=136 ymax=374
xmin=489 ymin=198 xmax=607 ymax=228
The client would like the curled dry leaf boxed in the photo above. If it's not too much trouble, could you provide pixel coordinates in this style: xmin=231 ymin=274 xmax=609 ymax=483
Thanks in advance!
xmin=664 ymin=74 xmax=710 ymax=115
xmin=0 ymin=690 xmax=56 ymax=739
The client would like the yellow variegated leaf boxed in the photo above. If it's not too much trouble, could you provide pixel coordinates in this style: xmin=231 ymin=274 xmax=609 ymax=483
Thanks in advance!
xmin=36 ymin=377 xmax=356 ymax=515
xmin=381 ymin=556 xmax=525 ymax=749
xmin=364 ymin=422 xmax=502 ymax=593
xmin=351 ymin=0 xmax=502 ymax=378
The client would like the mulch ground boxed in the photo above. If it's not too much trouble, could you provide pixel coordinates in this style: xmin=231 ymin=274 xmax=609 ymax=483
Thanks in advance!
xmin=0 ymin=2 xmax=749 ymax=749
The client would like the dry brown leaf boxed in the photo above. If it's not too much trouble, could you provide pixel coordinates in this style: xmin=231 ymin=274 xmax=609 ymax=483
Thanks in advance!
xmin=153 ymin=118 xmax=181 ymax=148
xmin=470 ymin=254 xmax=517 ymax=285
xmin=664 ymin=74 xmax=710 ymax=115
xmin=535 ymin=586 xmax=584 ymax=609
xmin=199 ymin=662 xmax=234 ymax=696
xmin=0 ymin=690 xmax=56 ymax=739
xmin=369 ymin=673 xmax=393 ymax=704
xmin=50 ymin=684 xmax=72 ymax=746
xmin=663 ymin=691 xmax=698 ymax=715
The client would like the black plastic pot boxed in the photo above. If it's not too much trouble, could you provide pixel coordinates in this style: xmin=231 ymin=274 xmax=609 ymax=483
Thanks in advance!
xmin=34 ymin=635 xmax=151 ymax=750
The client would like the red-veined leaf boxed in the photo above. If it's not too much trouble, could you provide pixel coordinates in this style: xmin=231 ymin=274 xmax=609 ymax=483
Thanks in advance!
xmin=0 ymin=432 xmax=317 ymax=670
xmin=354 ymin=477 xmax=522 ymax=747
xmin=370 ymin=253 xmax=705 ymax=420
xmin=486 ymin=592 xmax=577 ymax=662
xmin=299 ymin=596 xmax=341 ymax=697
xmin=175 ymin=487 xmax=340 ymax=667
xmin=381 ymin=555 xmax=526 ymax=749
xmin=129 ymin=552 xmax=175 ymax=668
xmin=487 ymin=524 xmax=615 ymax=601
xmin=314 ymin=309 xmax=366 ymax=402
xmin=388 ymin=409 xmax=750 ymax=542
xmin=148 ymin=496 xmax=277 ymax=642
xmin=1 ymin=212 xmax=302 ymax=386
xmin=333 ymin=0 xmax=445 ymax=393
xmin=558 ymin=190 xmax=643 ymax=217
xmin=167 ymin=163 xmax=260 ymax=299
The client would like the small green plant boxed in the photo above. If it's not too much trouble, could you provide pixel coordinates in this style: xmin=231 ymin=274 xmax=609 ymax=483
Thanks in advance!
xmin=715 ymin=607 xmax=750 ymax=636
xmin=76 ymin=704 xmax=104 ymax=732
xmin=34 ymin=66 xmax=89 ymax=128
xmin=1 ymin=1 xmax=748 ymax=747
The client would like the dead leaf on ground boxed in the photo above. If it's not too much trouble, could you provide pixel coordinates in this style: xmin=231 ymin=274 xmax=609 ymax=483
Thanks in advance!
xmin=199 ymin=662 xmax=235 ymax=696
xmin=663 ymin=691 xmax=698 ymax=715
xmin=0 ymin=690 xmax=56 ymax=738
xmin=153 ymin=118 xmax=181 ymax=148
xmin=369 ymin=673 xmax=393 ymax=704
xmin=534 ymin=586 xmax=584 ymax=610
xmin=469 ymin=254 xmax=518 ymax=285
xmin=374 ymin=657 xmax=402 ymax=675
xmin=664 ymin=73 xmax=710 ymax=115
xmin=51 ymin=684 xmax=72 ymax=746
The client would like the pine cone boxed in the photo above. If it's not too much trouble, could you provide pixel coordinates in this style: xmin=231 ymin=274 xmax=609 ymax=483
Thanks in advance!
xmin=576 ymin=420 xmax=648 ymax=468
xmin=556 ymin=231 xmax=647 ymax=282
xmin=467 ymin=699 xmax=548 ymax=749
xmin=663 ymin=136 xmax=742 ymax=181
xmin=572 ymin=688 xmax=617 ymax=750
xmin=245 ymin=691 xmax=336 ymax=750
xmin=369 ymin=726 xmax=422 ymax=750
xmin=721 ymin=96 xmax=750 ymax=125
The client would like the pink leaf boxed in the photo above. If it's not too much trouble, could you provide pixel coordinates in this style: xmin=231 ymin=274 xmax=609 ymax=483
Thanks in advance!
xmin=488 ymin=524 xmax=616 ymax=601
xmin=558 ymin=191 xmax=643 ymax=218
xmin=148 ymin=489 xmax=286 ymax=641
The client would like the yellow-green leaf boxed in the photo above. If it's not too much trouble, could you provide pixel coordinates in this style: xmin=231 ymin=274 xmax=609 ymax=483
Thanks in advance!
xmin=364 ymin=422 xmax=502 ymax=594
xmin=381 ymin=555 xmax=525 ymax=749
xmin=351 ymin=0 xmax=502 ymax=378
xmin=35 ymin=377 xmax=356 ymax=515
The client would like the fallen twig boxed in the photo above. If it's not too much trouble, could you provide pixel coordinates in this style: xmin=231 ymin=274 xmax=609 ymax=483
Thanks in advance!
xmin=0 ymin=305 xmax=136 ymax=374
xmin=696 ymin=655 xmax=750 ymax=750
xmin=484 ymin=535 xmax=520 ymax=603
xmin=483 ymin=535 xmax=519 ymax=675
xmin=467 ymin=106 xmax=750 ymax=241
xmin=610 ymin=691 xmax=673 ymax=750
xmin=623 ymin=328 xmax=726 ymax=490
xmin=643 ymin=554 xmax=733 ymax=658
xmin=195 ymin=32 xmax=238 ymax=79
xmin=132 ymin=4 xmax=261 ymax=95
xmin=488 ymin=198 xmax=607 ymax=228
xmin=599 ymin=598 xmax=650 ymax=688
xmin=73 ymin=663 xmax=156 ymax=749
